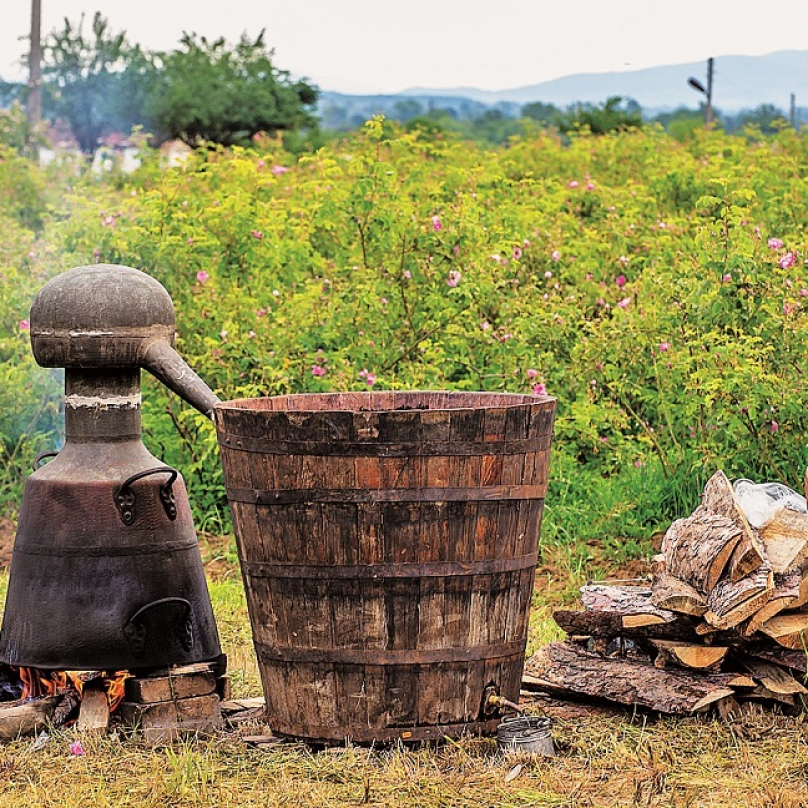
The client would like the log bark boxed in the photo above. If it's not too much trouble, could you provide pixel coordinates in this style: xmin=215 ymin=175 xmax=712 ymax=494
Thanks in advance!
xmin=0 ymin=695 xmax=60 ymax=741
xmin=526 ymin=642 xmax=740 ymax=714
xmin=759 ymin=508 xmax=808 ymax=573
xmin=704 ymin=563 xmax=773 ymax=629
xmin=661 ymin=509 xmax=741 ymax=594
xmin=651 ymin=572 xmax=708 ymax=616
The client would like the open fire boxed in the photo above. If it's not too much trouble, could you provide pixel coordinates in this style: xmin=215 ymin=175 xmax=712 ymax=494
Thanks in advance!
xmin=1 ymin=665 xmax=132 ymax=722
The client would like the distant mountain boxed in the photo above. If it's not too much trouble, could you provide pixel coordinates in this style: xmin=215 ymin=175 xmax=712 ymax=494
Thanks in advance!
xmin=396 ymin=50 xmax=808 ymax=114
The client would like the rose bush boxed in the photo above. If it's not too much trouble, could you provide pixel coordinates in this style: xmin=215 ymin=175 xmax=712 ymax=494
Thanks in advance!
xmin=4 ymin=120 xmax=808 ymax=544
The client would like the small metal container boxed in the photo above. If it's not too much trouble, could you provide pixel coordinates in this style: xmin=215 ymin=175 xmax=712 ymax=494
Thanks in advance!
xmin=497 ymin=715 xmax=555 ymax=756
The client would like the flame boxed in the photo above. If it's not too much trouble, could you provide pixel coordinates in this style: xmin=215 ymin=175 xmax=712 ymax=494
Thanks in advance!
xmin=17 ymin=668 xmax=132 ymax=712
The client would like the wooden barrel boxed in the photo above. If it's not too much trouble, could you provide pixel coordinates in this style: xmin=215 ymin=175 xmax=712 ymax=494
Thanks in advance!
xmin=214 ymin=391 xmax=556 ymax=743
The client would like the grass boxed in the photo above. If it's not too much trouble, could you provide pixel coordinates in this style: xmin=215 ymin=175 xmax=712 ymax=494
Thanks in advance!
xmin=0 ymin=535 xmax=806 ymax=807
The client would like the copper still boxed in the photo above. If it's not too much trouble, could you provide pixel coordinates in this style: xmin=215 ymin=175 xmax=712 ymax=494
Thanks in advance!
xmin=0 ymin=264 xmax=222 ymax=670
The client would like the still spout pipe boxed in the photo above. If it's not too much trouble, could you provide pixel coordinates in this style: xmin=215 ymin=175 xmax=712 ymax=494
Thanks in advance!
xmin=142 ymin=341 xmax=220 ymax=419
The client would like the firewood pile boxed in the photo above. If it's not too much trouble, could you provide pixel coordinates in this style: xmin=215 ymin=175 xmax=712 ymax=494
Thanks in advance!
xmin=525 ymin=470 xmax=808 ymax=716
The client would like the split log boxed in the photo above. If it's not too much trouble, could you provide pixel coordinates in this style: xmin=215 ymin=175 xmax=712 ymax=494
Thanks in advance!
xmin=649 ymin=640 xmax=728 ymax=671
xmin=703 ymin=470 xmax=766 ymax=582
xmin=742 ymin=569 xmax=802 ymax=637
xmin=119 ymin=694 xmax=222 ymax=745
xmin=739 ymin=657 xmax=808 ymax=696
xmin=553 ymin=609 xmax=702 ymax=642
xmin=759 ymin=508 xmax=808 ymax=573
xmin=661 ymin=510 xmax=741 ymax=594
xmin=759 ymin=611 xmax=808 ymax=649
xmin=704 ymin=563 xmax=773 ymax=630
xmin=743 ymin=642 xmax=808 ymax=674
xmin=526 ymin=642 xmax=742 ymax=714
xmin=651 ymin=572 xmax=708 ymax=616
xmin=580 ymin=584 xmax=673 ymax=627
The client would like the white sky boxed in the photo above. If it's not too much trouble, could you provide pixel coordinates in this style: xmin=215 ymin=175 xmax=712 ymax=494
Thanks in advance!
xmin=3 ymin=1 xmax=808 ymax=94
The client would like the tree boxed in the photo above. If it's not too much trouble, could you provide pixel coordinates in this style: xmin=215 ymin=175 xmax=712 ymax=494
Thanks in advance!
xmin=557 ymin=96 xmax=643 ymax=135
xmin=521 ymin=101 xmax=559 ymax=125
xmin=42 ymin=12 xmax=145 ymax=154
xmin=143 ymin=31 xmax=318 ymax=147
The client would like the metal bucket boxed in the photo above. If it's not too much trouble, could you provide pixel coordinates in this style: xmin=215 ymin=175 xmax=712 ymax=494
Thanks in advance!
xmin=497 ymin=715 xmax=555 ymax=756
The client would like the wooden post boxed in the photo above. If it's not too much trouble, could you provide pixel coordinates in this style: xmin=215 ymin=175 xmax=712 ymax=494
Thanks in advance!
xmin=705 ymin=58 xmax=714 ymax=126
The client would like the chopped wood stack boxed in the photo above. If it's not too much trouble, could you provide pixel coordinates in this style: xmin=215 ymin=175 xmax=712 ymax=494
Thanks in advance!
xmin=526 ymin=470 xmax=808 ymax=715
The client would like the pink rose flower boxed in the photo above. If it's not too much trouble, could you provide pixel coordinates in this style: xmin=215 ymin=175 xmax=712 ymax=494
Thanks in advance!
xmin=568 ymin=180 xmax=579 ymax=188
xmin=431 ymin=215 xmax=442 ymax=231
xmin=532 ymin=382 xmax=547 ymax=396
xmin=196 ymin=270 xmax=209 ymax=283
xmin=768 ymin=237 xmax=784 ymax=250
xmin=527 ymin=368 xmax=538 ymax=379
xmin=659 ymin=341 xmax=670 ymax=351
xmin=617 ymin=297 xmax=631 ymax=309
xmin=551 ymin=251 xmax=560 ymax=262
xmin=311 ymin=365 xmax=326 ymax=377
xmin=19 ymin=319 xmax=30 ymax=331
xmin=447 ymin=270 xmax=462 ymax=287
xmin=616 ymin=275 xmax=626 ymax=288
xmin=771 ymin=420 xmax=779 ymax=433
xmin=272 ymin=165 xmax=289 ymax=175
xmin=365 ymin=372 xmax=377 ymax=387
xmin=251 ymin=230 xmax=263 ymax=240
xmin=780 ymin=252 xmax=796 ymax=269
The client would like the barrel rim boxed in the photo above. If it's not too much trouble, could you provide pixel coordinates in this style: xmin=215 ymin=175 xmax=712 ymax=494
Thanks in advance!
xmin=214 ymin=390 xmax=556 ymax=415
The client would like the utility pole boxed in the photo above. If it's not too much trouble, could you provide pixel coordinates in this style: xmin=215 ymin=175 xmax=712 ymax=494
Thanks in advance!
xmin=790 ymin=93 xmax=797 ymax=130
xmin=27 ymin=0 xmax=42 ymax=149
xmin=687 ymin=57 xmax=714 ymax=127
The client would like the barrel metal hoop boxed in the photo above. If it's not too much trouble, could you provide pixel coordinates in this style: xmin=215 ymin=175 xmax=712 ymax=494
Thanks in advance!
xmin=254 ymin=639 xmax=526 ymax=665
xmin=217 ymin=433 xmax=553 ymax=457
xmin=242 ymin=553 xmax=538 ymax=580
xmin=226 ymin=485 xmax=546 ymax=505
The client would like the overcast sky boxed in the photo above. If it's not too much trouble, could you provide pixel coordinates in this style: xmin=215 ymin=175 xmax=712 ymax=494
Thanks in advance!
xmin=3 ymin=1 xmax=808 ymax=94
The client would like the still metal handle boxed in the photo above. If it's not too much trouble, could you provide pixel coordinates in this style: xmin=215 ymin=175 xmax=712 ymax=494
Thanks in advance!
xmin=123 ymin=597 xmax=194 ymax=656
xmin=114 ymin=466 xmax=179 ymax=525
xmin=33 ymin=451 xmax=59 ymax=470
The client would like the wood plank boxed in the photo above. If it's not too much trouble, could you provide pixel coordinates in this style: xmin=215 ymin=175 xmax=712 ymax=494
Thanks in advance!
xmin=77 ymin=683 xmax=110 ymax=733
